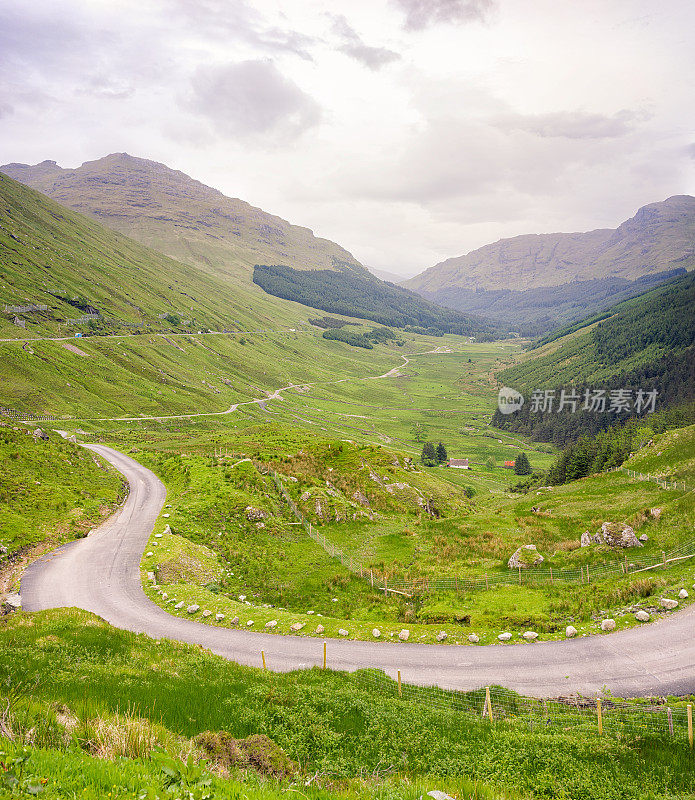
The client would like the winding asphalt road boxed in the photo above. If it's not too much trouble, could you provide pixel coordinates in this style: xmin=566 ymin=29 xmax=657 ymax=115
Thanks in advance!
xmin=21 ymin=445 xmax=695 ymax=698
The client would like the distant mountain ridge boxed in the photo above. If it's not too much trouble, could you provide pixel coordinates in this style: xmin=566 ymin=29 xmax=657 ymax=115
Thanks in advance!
xmin=1 ymin=153 xmax=367 ymax=282
xmin=404 ymin=195 xmax=695 ymax=333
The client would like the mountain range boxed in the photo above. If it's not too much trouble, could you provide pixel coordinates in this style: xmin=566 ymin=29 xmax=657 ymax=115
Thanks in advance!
xmin=404 ymin=195 xmax=695 ymax=333
xmin=1 ymin=153 xmax=366 ymax=285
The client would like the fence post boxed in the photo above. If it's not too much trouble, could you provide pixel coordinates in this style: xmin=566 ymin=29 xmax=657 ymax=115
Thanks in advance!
xmin=398 ymin=669 xmax=402 ymax=697
xmin=485 ymin=686 xmax=493 ymax=722
xmin=550 ymin=566 xmax=553 ymax=585
xmin=261 ymin=650 xmax=267 ymax=670
xmin=485 ymin=573 xmax=489 ymax=590
xmin=667 ymin=707 xmax=674 ymax=737
xmin=586 ymin=565 xmax=590 ymax=584
xmin=662 ymin=551 xmax=667 ymax=569
xmin=624 ymin=555 xmax=628 ymax=575
xmin=596 ymin=697 xmax=603 ymax=735
xmin=688 ymin=704 xmax=693 ymax=749
xmin=384 ymin=576 xmax=388 ymax=597
xmin=370 ymin=570 xmax=374 ymax=588
xmin=518 ymin=566 xmax=521 ymax=585
xmin=323 ymin=641 xmax=326 ymax=670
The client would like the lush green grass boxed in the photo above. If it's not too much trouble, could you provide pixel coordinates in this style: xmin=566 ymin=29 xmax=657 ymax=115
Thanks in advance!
xmin=0 ymin=422 xmax=123 ymax=561
xmin=89 ymin=415 xmax=694 ymax=644
xmin=2 ymin=610 xmax=695 ymax=799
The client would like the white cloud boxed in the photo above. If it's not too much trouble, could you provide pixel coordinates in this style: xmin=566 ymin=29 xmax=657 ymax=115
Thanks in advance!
xmin=187 ymin=60 xmax=321 ymax=141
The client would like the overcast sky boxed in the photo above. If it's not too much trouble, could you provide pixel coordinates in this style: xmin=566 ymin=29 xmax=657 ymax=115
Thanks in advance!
xmin=1 ymin=0 xmax=693 ymax=276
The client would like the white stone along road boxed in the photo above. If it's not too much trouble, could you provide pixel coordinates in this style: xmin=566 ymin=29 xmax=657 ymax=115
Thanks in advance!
xmin=21 ymin=444 xmax=695 ymax=698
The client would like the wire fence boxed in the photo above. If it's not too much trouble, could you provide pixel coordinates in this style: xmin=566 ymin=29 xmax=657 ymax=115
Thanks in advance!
xmin=615 ymin=465 xmax=692 ymax=493
xmin=353 ymin=669 xmax=695 ymax=745
xmin=266 ymin=466 xmax=695 ymax=597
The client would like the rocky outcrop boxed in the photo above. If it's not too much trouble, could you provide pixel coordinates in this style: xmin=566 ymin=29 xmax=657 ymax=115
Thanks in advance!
xmin=583 ymin=522 xmax=642 ymax=549
xmin=245 ymin=506 xmax=269 ymax=522
xmin=507 ymin=544 xmax=544 ymax=569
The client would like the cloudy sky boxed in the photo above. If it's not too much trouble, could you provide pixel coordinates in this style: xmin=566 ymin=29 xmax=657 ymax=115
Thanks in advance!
xmin=1 ymin=0 xmax=693 ymax=276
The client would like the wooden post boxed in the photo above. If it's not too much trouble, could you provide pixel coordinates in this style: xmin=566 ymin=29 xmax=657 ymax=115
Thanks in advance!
xmin=261 ymin=650 xmax=267 ymax=670
xmin=688 ymin=704 xmax=693 ymax=749
xmin=398 ymin=669 xmax=402 ymax=697
xmin=485 ymin=686 xmax=493 ymax=722
xmin=624 ymin=555 xmax=628 ymax=575
xmin=662 ymin=551 xmax=667 ymax=569
xmin=384 ymin=576 xmax=388 ymax=597
xmin=550 ymin=566 xmax=553 ymax=585
xmin=455 ymin=576 xmax=458 ymax=593
xmin=323 ymin=641 xmax=326 ymax=670
xmin=485 ymin=573 xmax=489 ymax=590
xmin=667 ymin=707 xmax=674 ymax=737
xmin=370 ymin=569 xmax=374 ymax=588
xmin=596 ymin=697 xmax=603 ymax=735
xmin=518 ymin=566 xmax=522 ymax=585
xmin=586 ymin=564 xmax=590 ymax=583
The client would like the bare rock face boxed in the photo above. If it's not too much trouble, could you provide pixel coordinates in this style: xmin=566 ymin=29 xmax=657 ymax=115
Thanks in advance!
xmin=508 ymin=544 xmax=544 ymax=569
xmin=353 ymin=491 xmax=370 ymax=507
xmin=245 ymin=506 xmax=269 ymax=522
xmin=580 ymin=531 xmax=592 ymax=547
xmin=594 ymin=522 xmax=642 ymax=549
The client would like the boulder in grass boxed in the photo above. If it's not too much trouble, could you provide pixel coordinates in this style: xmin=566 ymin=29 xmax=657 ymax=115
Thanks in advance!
xmin=522 ymin=631 xmax=539 ymax=642
xmin=338 ymin=628 xmax=349 ymax=637
xmin=372 ymin=628 xmax=381 ymax=638
xmin=291 ymin=622 xmax=305 ymax=632
xmin=660 ymin=598 xmax=679 ymax=610
xmin=639 ymin=533 xmax=648 ymax=543
xmin=594 ymin=522 xmax=642 ymax=549
xmin=202 ymin=610 xmax=212 ymax=618
xmin=398 ymin=629 xmax=410 ymax=642
xmin=265 ymin=620 xmax=277 ymax=629
xmin=174 ymin=601 xmax=184 ymax=610
xmin=565 ymin=626 xmax=577 ymax=638
xmin=245 ymin=506 xmax=269 ymax=522
xmin=635 ymin=610 xmax=650 ymax=622
xmin=580 ymin=531 xmax=592 ymax=547
xmin=436 ymin=631 xmax=447 ymax=642
xmin=679 ymin=589 xmax=689 ymax=600
xmin=229 ymin=615 xmax=239 ymax=625
xmin=186 ymin=604 xmax=200 ymax=614
xmin=650 ymin=508 xmax=663 ymax=521
xmin=315 ymin=624 xmax=325 ymax=634
xmin=427 ymin=792 xmax=456 ymax=800
xmin=507 ymin=545 xmax=544 ymax=569
xmin=498 ymin=632 xmax=512 ymax=641
xmin=600 ymin=619 xmax=616 ymax=631
xmin=468 ymin=634 xmax=480 ymax=643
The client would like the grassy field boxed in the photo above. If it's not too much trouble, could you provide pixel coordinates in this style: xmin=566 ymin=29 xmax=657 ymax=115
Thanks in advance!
xmin=0 ymin=424 xmax=123 ymax=585
xmin=2 ymin=609 xmax=695 ymax=800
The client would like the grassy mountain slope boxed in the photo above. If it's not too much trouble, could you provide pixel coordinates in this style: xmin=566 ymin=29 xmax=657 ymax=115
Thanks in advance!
xmin=492 ymin=271 xmax=695 ymax=446
xmin=0 ymin=172 xmax=314 ymax=338
xmin=1 ymin=153 xmax=366 ymax=284
xmin=405 ymin=196 xmax=695 ymax=332
xmin=0 ymin=423 xmax=122 ymax=560
xmin=501 ymin=269 xmax=695 ymax=387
